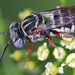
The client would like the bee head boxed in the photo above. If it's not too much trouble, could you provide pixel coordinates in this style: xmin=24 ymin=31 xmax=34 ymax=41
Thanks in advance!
xmin=9 ymin=22 xmax=25 ymax=48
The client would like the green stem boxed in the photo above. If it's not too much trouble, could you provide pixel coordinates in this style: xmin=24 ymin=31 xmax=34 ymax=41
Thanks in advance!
xmin=73 ymin=68 xmax=75 ymax=75
xmin=60 ymin=0 xmax=68 ymax=6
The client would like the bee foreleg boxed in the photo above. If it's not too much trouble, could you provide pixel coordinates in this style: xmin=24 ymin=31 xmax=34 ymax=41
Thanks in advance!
xmin=25 ymin=39 xmax=32 ymax=63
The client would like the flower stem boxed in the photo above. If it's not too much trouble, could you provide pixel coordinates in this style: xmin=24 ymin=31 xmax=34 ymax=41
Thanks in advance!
xmin=60 ymin=0 xmax=68 ymax=6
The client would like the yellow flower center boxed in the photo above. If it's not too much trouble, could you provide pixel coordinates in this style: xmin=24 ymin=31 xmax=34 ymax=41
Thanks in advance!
xmin=25 ymin=61 xmax=35 ymax=69
xmin=13 ymin=50 xmax=21 ymax=61
xmin=64 ymin=40 xmax=71 ymax=44
xmin=71 ymin=58 xmax=75 ymax=63
xmin=50 ymin=65 xmax=57 ymax=75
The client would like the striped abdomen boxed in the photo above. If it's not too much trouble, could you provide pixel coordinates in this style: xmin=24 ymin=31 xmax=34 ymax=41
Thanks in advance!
xmin=49 ymin=6 xmax=75 ymax=33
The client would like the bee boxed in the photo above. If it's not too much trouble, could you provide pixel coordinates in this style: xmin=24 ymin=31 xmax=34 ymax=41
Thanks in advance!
xmin=0 ymin=5 xmax=75 ymax=62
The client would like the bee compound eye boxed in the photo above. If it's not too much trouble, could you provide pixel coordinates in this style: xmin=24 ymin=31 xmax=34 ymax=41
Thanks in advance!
xmin=10 ymin=22 xmax=18 ymax=28
xmin=14 ymin=38 xmax=24 ymax=48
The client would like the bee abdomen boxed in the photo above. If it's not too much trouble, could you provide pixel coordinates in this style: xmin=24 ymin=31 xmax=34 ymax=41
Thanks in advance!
xmin=52 ymin=6 xmax=75 ymax=33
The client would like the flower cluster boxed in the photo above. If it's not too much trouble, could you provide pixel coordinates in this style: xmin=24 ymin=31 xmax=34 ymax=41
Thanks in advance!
xmin=60 ymin=37 xmax=75 ymax=50
xmin=59 ymin=38 xmax=75 ymax=68
xmin=61 ymin=53 xmax=75 ymax=68
xmin=66 ymin=53 xmax=75 ymax=68
xmin=18 ymin=9 xmax=32 ymax=20
xmin=45 ymin=62 xmax=64 ymax=75
xmin=53 ymin=47 xmax=66 ymax=61
xmin=39 ymin=37 xmax=75 ymax=74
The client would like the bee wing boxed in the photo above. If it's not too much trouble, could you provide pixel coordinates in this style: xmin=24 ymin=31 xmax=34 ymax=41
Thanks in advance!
xmin=37 ymin=21 xmax=61 ymax=32
xmin=40 ymin=9 xmax=57 ymax=18
xmin=38 ymin=8 xmax=62 ymax=31
xmin=40 ymin=5 xmax=75 ymax=18
xmin=37 ymin=5 xmax=75 ymax=32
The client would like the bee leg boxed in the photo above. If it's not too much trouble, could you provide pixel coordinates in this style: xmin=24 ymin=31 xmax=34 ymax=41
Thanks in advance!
xmin=60 ymin=33 xmax=74 ymax=38
xmin=0 ymin=40 xmax=12 ymax=61
xmin=47 ymin=36 xmax=60 ymax=56
xmin=25 ymin=39 xmax=32 ymax=63
xmin=53 ymin=31 xmax=74 ymax=38
xmin=0 ymin=32 xmax=10 ymax=35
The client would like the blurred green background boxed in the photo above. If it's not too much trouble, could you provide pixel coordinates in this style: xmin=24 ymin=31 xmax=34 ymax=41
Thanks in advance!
xmin=0 ymin=0 xmax=75 ymax=75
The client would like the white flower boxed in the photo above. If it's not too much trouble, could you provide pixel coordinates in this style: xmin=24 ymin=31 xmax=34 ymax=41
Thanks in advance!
xmin=62 ymin=37 xmax=72 ymax=41
xmin=66 ymin=53 xmax=75 ymax=68
xmin=45 ymin=62 xmax=53 ymax=70
xmin=37 ymin=42 xmax=49 ymax=61
xmin=53 ymin=47 xmax=66 ymax=61
xmin=57 ymin=67 xmax=64 ymax=73
xmin=60 ymin=37 xmax=75 ymax=50
xmin=61 ymin=63 xmax=66 ymax=67
xmin=45 ymin=62 xmax=64 ymax=75
xmin=45 ymin=69 xmax=50 ymax=75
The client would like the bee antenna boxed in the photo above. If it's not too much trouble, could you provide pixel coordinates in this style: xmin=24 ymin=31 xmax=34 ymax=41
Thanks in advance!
xmin=0 ymin=40 xmax=12 ymax=61
xmin=0 ymin=32 xmax=10 ymax=35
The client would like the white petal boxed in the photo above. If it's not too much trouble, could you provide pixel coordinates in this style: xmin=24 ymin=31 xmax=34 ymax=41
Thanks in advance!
xmin=45 ymin=69 xmax=50 ymax=75
xmin=57 ymin=67 xmax=64 ymax=74
xmin=62 ymin=37 xmax=72 ymax=41
xmin=45 ymin=62 xmax=53 ymax=69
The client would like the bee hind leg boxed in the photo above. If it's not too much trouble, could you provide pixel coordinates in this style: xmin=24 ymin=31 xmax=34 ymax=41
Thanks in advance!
xmin=53 ymin=31 xmax=74 ymax=38
xmin=47 ymin=36 xmax=60 ymax=56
